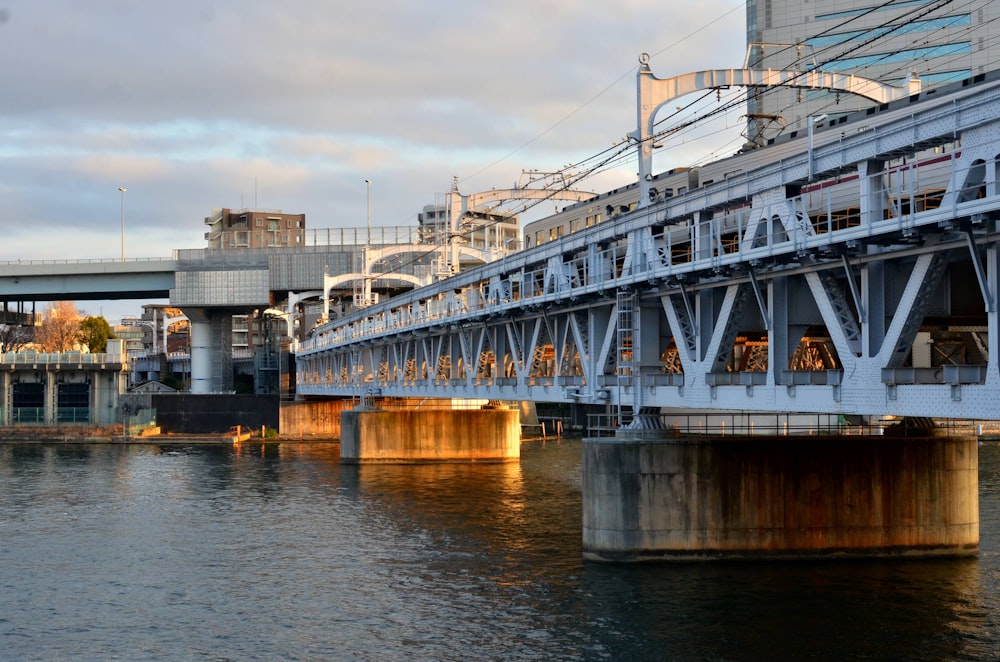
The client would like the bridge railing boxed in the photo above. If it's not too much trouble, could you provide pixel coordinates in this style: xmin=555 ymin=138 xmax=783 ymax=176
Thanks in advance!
xmin=585 ymin=413 xmax=991 ymax=438
xmin=355 ymin=398 xmax=516 ymax=411
xmin=305 ymin=226 xmax=423 ymax=246
xmin=0 ymin=351 xmax=125 ymax=367
xmin=0 ymin=256 xmax=173 ymax=266
xmin=175 ymin=227 xmax=425 ymax=264
xmin=56 ymin=407 xmax=92 ymax=424
xmin=10 ymin=407 xmax=45 ymax=424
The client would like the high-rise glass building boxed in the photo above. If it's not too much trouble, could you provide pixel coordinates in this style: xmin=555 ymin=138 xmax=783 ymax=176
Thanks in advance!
xmin=746 ymin=0 xmax=999 ymax=141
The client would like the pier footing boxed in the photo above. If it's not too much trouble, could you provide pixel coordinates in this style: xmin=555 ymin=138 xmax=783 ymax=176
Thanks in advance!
xmin=582 ymin=433 xmax=979 ymax=562
xmin=340 ymin=406 xmax=520 ymax=464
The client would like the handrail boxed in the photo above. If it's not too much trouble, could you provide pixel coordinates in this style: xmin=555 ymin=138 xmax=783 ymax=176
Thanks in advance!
xmin=0 ymin=256 xmax=173 ymax=266
xmin=0 ymin=352 xmax=125 ymax=365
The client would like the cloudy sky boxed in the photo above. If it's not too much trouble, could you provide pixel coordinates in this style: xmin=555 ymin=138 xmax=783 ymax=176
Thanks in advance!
xmin=0 ymin=1 xmax=747 ymax=317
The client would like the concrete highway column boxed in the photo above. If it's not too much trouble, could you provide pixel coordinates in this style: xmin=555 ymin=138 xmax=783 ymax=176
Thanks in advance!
xmin=189 ymin=319 xmax=213 ymax=394
xmin=183 ymin=308 xmax=234 ymax=394
xmin=583 ymin=433 xmax=978 ymax=561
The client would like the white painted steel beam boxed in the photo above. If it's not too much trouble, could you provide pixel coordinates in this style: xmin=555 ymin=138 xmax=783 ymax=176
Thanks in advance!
xmin=632 ymin=58 xmax=921 ymax=206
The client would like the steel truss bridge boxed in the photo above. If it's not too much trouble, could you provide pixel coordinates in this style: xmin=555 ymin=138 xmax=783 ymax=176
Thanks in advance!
xmin=295 ymin=73 xmax=1000 ymax=422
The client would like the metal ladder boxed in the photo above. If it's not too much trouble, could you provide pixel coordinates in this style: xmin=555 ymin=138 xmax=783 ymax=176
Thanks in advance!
xmin=616 ymin=290 xmax=635 ymax=427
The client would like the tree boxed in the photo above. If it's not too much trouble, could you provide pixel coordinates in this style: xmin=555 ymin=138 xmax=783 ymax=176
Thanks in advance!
xmin=79 ymin=316 xmax=114 ymax=353
xmin=0 ymin=324 xmax=33 ymax=353
xmin=34 ymin=301 xmax=81 ymax=352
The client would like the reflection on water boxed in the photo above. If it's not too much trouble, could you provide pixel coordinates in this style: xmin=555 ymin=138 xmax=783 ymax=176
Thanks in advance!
xmin=0 ymin=440 xmax=997 ymax=660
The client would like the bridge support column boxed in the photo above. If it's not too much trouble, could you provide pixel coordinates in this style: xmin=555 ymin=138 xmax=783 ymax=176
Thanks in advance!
xmin=583 ymin=433 xmax=978 ymax=561
xmin=189 ymin=320 xmax=213 ymax=394
xmin=185 ymin=309 xmax=234 ymax=394
xmin=340 ymin=405 xmax=520 ymax=464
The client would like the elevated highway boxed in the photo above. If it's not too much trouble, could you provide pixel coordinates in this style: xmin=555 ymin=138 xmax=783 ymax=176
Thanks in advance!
xmin=0 ymin=258 xmax=176 ymax=301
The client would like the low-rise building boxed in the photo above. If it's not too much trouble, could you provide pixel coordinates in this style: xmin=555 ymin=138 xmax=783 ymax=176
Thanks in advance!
xmin=204 ymin=208 xmax=306 ymax=249
xmin=0 ymin=340 xmax=127 ymax=426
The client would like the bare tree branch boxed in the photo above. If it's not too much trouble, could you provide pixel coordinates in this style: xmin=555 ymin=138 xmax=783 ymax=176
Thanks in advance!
xmin=34 ymin=301 xmax=81 ymax=353
xmin=0 ymin=324 xmax=33 ymax=353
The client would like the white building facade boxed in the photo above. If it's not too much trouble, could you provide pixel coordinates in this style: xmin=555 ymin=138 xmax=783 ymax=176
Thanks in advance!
xmin=746 ymin=0 xmax=1000 ymax=141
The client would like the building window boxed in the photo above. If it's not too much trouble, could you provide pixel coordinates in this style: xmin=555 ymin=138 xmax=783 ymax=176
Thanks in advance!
xmin=818 ymin=43 xmax=971 ymax=72
xmin=817 ymin=0 xmax=935 ymax=21
xmin=808 ymin=16 xmax=970 ymax=49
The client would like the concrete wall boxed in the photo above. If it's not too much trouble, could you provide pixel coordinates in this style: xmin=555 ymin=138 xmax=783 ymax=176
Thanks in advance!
xmin=341 ymin=408 xmax=520 ymax=463
xmin=583 ymin=435 xmax=979 ymax=561
xmin=151 ymin=394 xmax=278 ymax=434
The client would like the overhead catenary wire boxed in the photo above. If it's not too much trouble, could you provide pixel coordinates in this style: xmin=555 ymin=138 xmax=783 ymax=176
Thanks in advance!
xmin=555 ymin=0 xmax=963 ymax=183
xmin=555 ymin=0 xmax=978 ymax=197
xmin=740 ymin=0 xmax=982 ymax=130
xmin=754 ymin=0 xmax=997 ymax=144
xmin=614 ymin=0 xmax=969 ymax=173
xmin=474 ymin=0 xmax=986 ymax=223
xmin=458 ymin=0 xmax=748 ymax=190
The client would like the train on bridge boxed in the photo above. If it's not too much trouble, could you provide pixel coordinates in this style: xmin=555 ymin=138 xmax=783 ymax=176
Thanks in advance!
xmin=523 ymin=72 xmax=993 ymax=250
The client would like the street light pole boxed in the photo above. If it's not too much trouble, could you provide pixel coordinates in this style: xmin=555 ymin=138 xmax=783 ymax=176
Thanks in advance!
xmin=118 ymin=186 xmax=127 ymax=261
xmin=364 ymin=178 xmax=372 ymax=306
xmin=364 ymin=178 xmax=371 ymax=244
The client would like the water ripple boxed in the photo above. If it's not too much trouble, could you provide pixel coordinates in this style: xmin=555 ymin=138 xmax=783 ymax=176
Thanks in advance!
xmin=0 ymin=441 xmax=997 ymax=660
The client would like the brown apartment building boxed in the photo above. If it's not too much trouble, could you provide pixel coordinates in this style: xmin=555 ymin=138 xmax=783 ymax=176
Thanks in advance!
xmin=204 ymin=208 xmax=306 ymax=249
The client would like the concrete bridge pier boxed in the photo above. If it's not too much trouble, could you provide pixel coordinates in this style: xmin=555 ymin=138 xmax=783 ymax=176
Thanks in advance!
xmin=184 ymin=309 xmax=234 ymax=394
xmin=340 ymin=402 xmax=520 ymax=464
xmin=582 ymin=433 xmax=979 ymax=562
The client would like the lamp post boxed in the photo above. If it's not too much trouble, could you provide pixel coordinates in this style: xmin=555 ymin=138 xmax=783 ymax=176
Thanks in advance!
xmin=118 ymin=187 xmax=127 ymax=262
xmin=364 ymin=178 xmax=372 ymax=244
xmin=363 ymin=179 xmax=373 ymax=307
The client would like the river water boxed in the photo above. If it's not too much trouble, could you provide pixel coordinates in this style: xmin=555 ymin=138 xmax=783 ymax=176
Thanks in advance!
xmin=0 ymin=438 xmax=998 ymax=661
